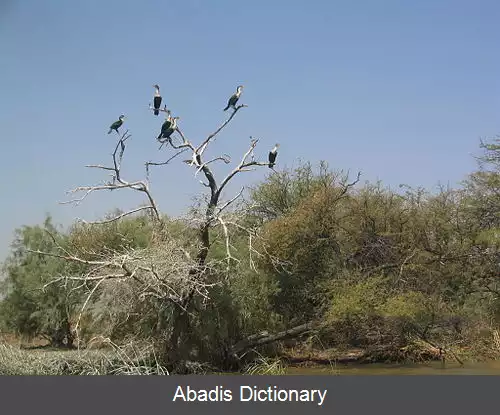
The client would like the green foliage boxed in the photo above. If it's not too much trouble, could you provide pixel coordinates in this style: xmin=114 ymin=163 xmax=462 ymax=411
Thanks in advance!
xmin=248 ymin=161 xmax=336 ymax=221
xmin=67 ymin=211 xmax=154 ymax=259
xmin=328 ymin=276 xmax=388 ymax=321
xmin=228 ymin=267 xmax=282 ymax=336
xmin=0 ymin=216 xmax=82 ymax=346
xmin=378 ymin=292 xmax=429 ymax=320
xmin=1 ymin=137 xmax=499 ymax=370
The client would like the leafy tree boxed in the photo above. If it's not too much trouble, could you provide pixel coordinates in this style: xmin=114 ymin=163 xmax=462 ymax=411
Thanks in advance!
xmin=0 ymin=216 xmax=83 ymax=347
xmin=255 ymin=166 xmax=361 ymax=325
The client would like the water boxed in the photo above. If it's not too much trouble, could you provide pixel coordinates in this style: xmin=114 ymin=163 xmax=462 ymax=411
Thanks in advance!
xmin=286 ymin=361 xmax=500 ymax=375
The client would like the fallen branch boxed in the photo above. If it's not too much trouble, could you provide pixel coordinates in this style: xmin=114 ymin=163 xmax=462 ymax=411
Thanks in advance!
xmin=231 ymin=321 xmax=321 ymax=357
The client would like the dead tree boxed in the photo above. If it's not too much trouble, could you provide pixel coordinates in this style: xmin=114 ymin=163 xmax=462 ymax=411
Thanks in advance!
xmin=146 ymin=104 xmax=272 ymax=362
xmin=31 ymin=95 xmax=273 ymax=364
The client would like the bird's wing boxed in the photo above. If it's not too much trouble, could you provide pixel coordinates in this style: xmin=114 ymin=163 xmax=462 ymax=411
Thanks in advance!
xmin=228 ymin=94 xmax=238 ymax=105
xmin=162 ymin=121 xmax=172 ymax=131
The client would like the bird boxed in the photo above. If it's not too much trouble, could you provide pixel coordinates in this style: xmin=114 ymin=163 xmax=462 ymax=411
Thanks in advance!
xmin=157 ymin=113 xmax=172 ymax=141
xmin=223 ymin=85 xmax=244 ymax=111
xmin=157 ymin=116 xmax=180 ymax=143
xmin=108 ymin=115 xmax=125 ymax=134
xmin=152 ymin=84 xmax=162 ymax=116
xmin=268 ymin=144 xmax=280 ymax=168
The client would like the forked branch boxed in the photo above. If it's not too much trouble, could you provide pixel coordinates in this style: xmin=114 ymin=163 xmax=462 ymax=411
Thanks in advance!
xmin=61 ymin=131 xmax=162 ymax=224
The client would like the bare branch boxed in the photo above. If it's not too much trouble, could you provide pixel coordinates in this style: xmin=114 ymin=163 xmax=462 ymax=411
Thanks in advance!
xmin=216 ymin=187 xmax=245 ymax=216
xmin=148 ymin=104 xmax=171 ymax=115
xmin=60 ymin=132 xmax=163 ymax=223
xmin=194 ymin=155 xmax=231 ymax=177
xmin=218 ymin=138 xmax=268 ymax=195
xmin=79 ymin=207 xmax=155 ymax=225
xmin=195 ymin=104 xmax=247 ymax=156
xmin=339 ymin=170 xmax=362 ymax=197
xmin=27 ymin=249 xmax=110 ymax=266
xmin=218 ymin=217 xmax=240 ymax=272
xmin=85 ymin=165 xmax=116 ymax=172
xmin=146 ymin=148 xmax=189 ymax=182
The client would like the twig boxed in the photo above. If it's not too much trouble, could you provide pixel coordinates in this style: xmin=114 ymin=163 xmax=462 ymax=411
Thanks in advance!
xmin=146 ymin=148 xmax=188 ymax=182
xmin=60 ymin=133 xmax=162 ymax=223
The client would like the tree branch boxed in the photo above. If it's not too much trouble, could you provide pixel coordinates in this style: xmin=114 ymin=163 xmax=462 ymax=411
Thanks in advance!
xmin=218 ymin=138 xmax=268 ymax=196
xmin=146 ymin=148 xmax=189 ymax=182
xmin=195 ymin=104 xmax=247 ymax=156
xmin=78 ymin=206 xmax=155 ymax=225
xmin=60 ymin=132 xmax=162 ymax=223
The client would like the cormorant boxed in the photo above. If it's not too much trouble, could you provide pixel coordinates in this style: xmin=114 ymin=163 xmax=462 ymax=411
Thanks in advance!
xmin=268 ymin=144 xmax=279 ymax=168
xmin=108 ymin=115 xmax=125 ymax=134
xmin=157 ymin=114 xmax=172 ymax=140
xmin=153 ymin=84 xmax=162 ymax=116
xmin=157 ymin=116 xmax=180 ymax=142
xmin=223 ymin=85 xmax=244 ymax=111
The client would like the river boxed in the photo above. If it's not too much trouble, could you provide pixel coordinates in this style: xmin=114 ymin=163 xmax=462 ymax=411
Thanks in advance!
xmin=286 ymin=361 xmax=500 ymax=375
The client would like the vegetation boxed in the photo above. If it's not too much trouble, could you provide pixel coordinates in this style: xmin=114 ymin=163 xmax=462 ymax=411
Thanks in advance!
xmin=0 ymin=100 xmax=499 ymax=375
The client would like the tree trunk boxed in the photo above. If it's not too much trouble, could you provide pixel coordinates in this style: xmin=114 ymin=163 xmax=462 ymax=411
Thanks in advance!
xmin=231 ymin=321 xmax=321 ymax=357
xmin=165 ymin=302 xmax=194 ymax=365
xmin=165 ymin=210 xmax=213 ymax=365
xmin=49 ymin=317 xmax=74 ymax=349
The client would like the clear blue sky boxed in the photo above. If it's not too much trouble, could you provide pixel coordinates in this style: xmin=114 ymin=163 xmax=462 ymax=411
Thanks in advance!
xmin=0 ymin=0 xmax=498 ymax=262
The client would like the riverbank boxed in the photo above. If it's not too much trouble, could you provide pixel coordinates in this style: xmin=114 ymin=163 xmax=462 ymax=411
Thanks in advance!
xmin=280 ymin=343 xmax=446 ymax=367
xmin=2 ymin=329 xmax=500 ymax=375
xmin=1 ymin=341 xmax=500 ymax=375
xmin=285 ymin=360 xmax=500 ymax=375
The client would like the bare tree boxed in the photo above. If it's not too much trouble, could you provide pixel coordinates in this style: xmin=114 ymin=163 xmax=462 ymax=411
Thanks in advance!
xmin=31 ymin=94 xmax=274 ymax=363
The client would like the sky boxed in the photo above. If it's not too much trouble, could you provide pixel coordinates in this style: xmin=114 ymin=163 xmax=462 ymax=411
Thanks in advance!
xmin=0 ymin=0 xmax=498 ymax=262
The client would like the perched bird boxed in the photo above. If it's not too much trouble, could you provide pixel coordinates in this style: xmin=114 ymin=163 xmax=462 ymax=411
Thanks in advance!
xmin=268 ymin=144 xmax=280 ymax=168
xmin=223 ymin=85 xmax=244 ymax=111
xmin=108 ymin=115 xmax=125 ymax=134
xmin=157 ymin=114 xmax=172 ymax=140
xmin=157 ymin=116 xmax=180 ymax=142
xmin=152 ymin=84 xmax=162 ymax=116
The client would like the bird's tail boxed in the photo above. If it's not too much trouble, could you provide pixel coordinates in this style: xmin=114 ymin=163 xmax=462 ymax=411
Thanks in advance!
xmin=157 ymin=132 xmax=163 ymax=140
xmin=108 ymin=129 xmax=112 ymax=134
xmin=223 ymin=105 xmax=229 ymax=111
xmin=154 ymin=109 xmax=159 ymax=116
xmin=268 ymin=163 xmax=274 ymax=169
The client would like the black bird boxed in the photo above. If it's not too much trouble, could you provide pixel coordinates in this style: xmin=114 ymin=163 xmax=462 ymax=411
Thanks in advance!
xmin=268 ymin=144 xmax=280 ymax=168
xmin=157 ymin=114 xmax=172 ymax=140
xmin=153 ymin=84 xmax=162 ymax=116
xmin=223 ymin=85 xmax=244 ymax=111
xmin=157 ymin=116 xmax=180 ymax=142
xmin=108 ymin=115 xmax=125 ymax=134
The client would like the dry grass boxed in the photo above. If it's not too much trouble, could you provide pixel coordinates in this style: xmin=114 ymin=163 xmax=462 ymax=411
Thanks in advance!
xmin=0 ymin=339 xmax=169 ymax=375
xmin=244 ymin=357 xmax=286 ymax=375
